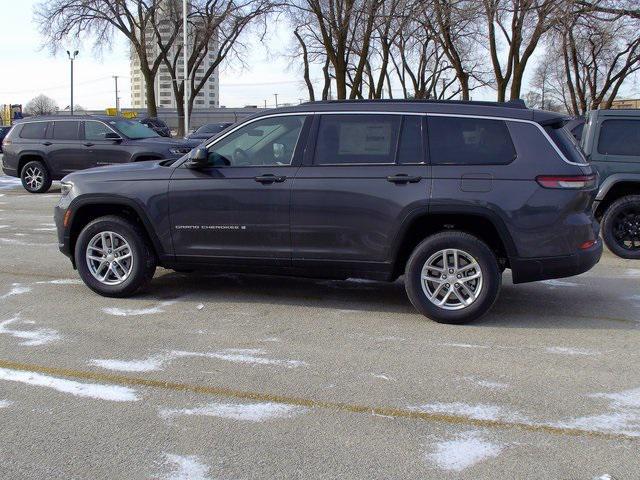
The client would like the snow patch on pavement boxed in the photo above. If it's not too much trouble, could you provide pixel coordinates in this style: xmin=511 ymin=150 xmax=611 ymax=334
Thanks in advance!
xmin=91 ymin=348 xmax=307 ymax=372
xmin=439 ymin=342 xmax=490 ymax=349
xmin=164 ymin=454 xmax=211 ymax=480
xmin=36 ymin=279 xmax=83 ymax=285
xmin=541 ymin=279 xmax=581 ymax=288
xmin=0 ymin=177 xmax=22 ymax=190
xmin=0 ymin=283 xmax=31 ymax=300
xmin=0 ymin=399 xmax=12 ymax=409
xmin=412 ymin=402 xmax=524 ymax=422
xmin=427 ymin=430 xmax=504 ymax=472
xmin=545 ymin=346 xmax=599 ymax=356
xmin=102 ymin=300 xmax=176 ymax=316
xmin=625 ymin=269 xmax=640 ymax=278
xmin=0 ymin=315 xmax=61 ymax=346
xmin=159 ymin=401 xmax=306 ymax=422
xmin=0 ymin=368 xmax=139 ymax=402
xmin=463 ymin=376 xmax=508 ymax=390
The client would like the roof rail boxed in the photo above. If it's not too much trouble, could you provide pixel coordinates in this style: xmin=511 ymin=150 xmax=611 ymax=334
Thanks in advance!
xmin=303 ymin=98 xmax=528 ymax=109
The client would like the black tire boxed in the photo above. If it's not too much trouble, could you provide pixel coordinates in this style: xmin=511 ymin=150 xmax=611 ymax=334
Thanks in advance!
xmin=74 ymin=215 xmax=156 ymax=297
xmin=601 ymin=194 xmax=640 ymax=260
xmin=404 ymin=231 xmax=501 ymax=324
xmin=20 ymin=160 xmax=52 ymax=193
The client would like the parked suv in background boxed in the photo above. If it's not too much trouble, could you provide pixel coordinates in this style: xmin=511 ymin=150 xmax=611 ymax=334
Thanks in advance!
xmin=54 ymin=100 xmax=601 ymax=324
xmin=139 ymin=117 xmax=172 ymax=137
xmin=0 ymin=125 xmax=11 ymax=152
xmin=2 ymin=115 xmax=192 ymax=193
xmin=582 ymin=109 xmax=640 ymax=259
xmin=185 ymin=122 xmax=234 ymax=145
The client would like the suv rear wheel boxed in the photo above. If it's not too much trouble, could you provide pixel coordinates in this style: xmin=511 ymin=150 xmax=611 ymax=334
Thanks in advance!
xmin=404 ymin=231 xmax=501 ymax=324
xmin=75 ymin=215 xmax=156 ymax=297
xmin=21 ymin=160 xmax=52 ymax=193
xmin=602 ymin=195 xmax=640 ymax=259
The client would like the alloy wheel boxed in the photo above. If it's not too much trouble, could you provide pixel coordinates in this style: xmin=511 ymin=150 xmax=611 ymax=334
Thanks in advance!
xmin=86 ymin=231 xmax=134 ymax=285
xmin=420 ymin=248 xmax=483 ymax=310
xmin=24 ymin=166 xmax=43 ymax=191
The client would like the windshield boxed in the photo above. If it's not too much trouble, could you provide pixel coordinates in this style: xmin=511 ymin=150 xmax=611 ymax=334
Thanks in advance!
xmin=109 ymin=119 xmax=159 ymax=139
xmin=196 ymin=124 xmax=226 ymax=134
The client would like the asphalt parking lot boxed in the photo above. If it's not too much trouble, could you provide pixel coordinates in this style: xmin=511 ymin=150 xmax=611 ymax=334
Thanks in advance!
xmin=0 ymin=168 xmax=639 ymax=480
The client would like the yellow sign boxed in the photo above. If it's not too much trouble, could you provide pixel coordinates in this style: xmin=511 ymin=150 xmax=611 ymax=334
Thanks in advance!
xmin=122 ymin=111 xmax=138 ymax=119
xmin=105 ymin=108 xmax=118 ymax=116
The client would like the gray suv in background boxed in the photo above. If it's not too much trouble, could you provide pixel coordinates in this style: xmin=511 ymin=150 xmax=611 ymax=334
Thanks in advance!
xmin=1 ymin=115 xmax=193 ymax=193
xmin=54 ymin=100 xmax=602 ymax=324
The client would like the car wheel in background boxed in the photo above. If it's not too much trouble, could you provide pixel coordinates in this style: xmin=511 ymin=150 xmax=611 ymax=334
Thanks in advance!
xmin=602 ymin=195 xmax=640 ymax=260
xmin=404 ymin=231 xmax=501 ymax=324
xmin=20 ymin=160 xmax=52 ymax=193
xmin=75 ymin=215 xmax=157 ymax=297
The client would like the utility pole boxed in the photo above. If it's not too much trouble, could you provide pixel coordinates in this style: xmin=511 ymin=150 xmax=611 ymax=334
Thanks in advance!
xmin=183 ymin=0 xmax=189 ymax=134
xmin=66 ymin=50 xmax=79 ymax=115
xmin=274 ymin=93 xmax=279 ymax=108
xmin=264 ymin=99 xmax=267 ymax=109
xmin=113 ymin=75 xmax=120 ymax=114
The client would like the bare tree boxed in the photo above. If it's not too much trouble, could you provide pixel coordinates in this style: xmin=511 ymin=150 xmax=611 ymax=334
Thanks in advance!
xmin=25 ymin=95 xmax=59 ymax=116
xmin=156 ymin=0 xmax=275 ymax=136
xmin=36 ymin=0 xmax=179 ymax=117
xmin=550 ymin=8 xmax=640 ymax=114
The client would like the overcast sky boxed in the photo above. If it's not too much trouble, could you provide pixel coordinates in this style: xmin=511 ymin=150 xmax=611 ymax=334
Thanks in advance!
xmin=0 ymin=0 xmax=311 ymax=110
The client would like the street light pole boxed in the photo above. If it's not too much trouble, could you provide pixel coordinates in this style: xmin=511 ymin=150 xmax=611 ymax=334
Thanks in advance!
xmin=274 ymin=93 xmax=279 ymax=108
xmin=113 ymin=75 xmax=120 ymax=114
xmin=183 ymin=0 xmax=189 ymax=135
xmin=66 ymin=50 xmax=79 ymax=115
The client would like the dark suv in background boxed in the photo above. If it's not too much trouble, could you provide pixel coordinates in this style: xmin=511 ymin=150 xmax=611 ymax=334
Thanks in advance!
xmin=2 ymin=115 xmax=192 ymax=193
xmin=54 ymin=100 xmax=601 ymax=324
xmin=581 ymin=109 xmax=640 ymax=259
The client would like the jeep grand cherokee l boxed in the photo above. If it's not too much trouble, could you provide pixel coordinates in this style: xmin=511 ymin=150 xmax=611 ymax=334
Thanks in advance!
xmin=54 ymin=100 xmax=602 ymax=324
xmin=2 ymin=115 xmax=192 ymax=193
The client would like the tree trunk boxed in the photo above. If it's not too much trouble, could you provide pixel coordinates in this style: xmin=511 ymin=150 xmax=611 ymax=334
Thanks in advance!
xmin=142 ymin=69 xmax=158 ymax=118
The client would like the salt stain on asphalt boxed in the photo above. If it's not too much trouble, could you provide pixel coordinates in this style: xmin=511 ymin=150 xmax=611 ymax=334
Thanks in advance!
xmin=0 ymin=367 xmax=139 ymax=402
xmin=164 ymin=454 xmax=211 ymax=480
xmin=36 ymin=279 xmax=83 ymax=285
xmin=102 ymin=300 xmax=176 ymax=316
xmin=427 ymin=430 xmax=504 ymax=472
xmin=412 ymin=402 xmax=526 ymax=422
xmin=0 ymin=283 xmax=31 ymax=299
xmin=0 ymin=315 xmax=61 ymax=346
xmin=463 ymin=376 xmax=509 ymax=390
xmin=159 ymin=401 xmax=306 ymax=422
xmin=439 ymin=342 xmax=491 ymax=349
xmin=91 ymin=348 xmax=307 ymax=372
xmin=541 ymin=279 xmax=581 ymax=288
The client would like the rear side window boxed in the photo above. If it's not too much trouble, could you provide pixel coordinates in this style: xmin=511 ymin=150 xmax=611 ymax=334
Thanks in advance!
xmin=19 ymin=122 xmax=48 ymax=139
xmin=545 ymin=125 xmax=587 ymax=164
xmin=52 ymin=121 xmax=80 ymax=140
xmin=314 ymin=114 xmax=400 ymax=165
xmin=428 ymin=116 xmax=516 ymax=165
xmin=598 ymin=119 xmax=640 ymax=157
xmin=397 ymin=116 xmax=424 ymax=164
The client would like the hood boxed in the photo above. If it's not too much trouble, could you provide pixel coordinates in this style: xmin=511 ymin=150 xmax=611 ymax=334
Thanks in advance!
xmin=63 ymin=159 xmax=176 ymax=184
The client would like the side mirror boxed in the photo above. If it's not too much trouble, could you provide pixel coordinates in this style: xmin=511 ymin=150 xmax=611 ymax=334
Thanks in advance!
xmin=185 ymin=147 xmax=209 ymax=169
xmin=105 ymin=132 xmax=122 ymax=142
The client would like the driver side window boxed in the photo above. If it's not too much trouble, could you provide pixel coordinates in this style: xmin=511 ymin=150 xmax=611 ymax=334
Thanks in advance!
xmin=207 ymin=115 xmax=306 ymax=167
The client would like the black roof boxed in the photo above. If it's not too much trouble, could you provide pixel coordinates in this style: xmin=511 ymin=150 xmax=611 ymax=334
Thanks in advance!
xmin=14 ymin=114 xmax=128 ymax=123
xmin=255 ymin=98 xmax=565 ymax=125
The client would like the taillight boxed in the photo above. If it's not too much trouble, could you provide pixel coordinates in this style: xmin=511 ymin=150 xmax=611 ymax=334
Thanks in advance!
xmin=536 ymin=174 xmax=596 ymax=189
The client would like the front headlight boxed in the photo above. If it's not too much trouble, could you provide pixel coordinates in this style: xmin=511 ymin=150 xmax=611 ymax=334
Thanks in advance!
xmin=60 ymin=181 xmax=74 ymax=196
xmin=169 ymin=147 xmax=192 ymax=156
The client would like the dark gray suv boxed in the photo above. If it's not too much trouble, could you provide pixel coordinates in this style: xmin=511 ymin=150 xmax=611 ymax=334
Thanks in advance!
xmin=54 ymin=100 xmax=602 ymax=324
xmin=2 ymin=115 xmax=192 ymax=193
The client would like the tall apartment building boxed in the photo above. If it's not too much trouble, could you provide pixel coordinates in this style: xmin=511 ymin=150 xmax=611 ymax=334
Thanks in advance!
xmin=130 ymin=8 xmax=219 ymax=109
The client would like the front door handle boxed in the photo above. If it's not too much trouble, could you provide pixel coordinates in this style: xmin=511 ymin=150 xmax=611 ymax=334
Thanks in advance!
xmin=42 ymin=141 xmax=52 ymax=146
xmin=83 ymin=142 xmax=94 ymax=147
xmin=387 ymin=174 xmax=422 ymax=184
xmin=254 ymin=174 xmax=286 ymax=184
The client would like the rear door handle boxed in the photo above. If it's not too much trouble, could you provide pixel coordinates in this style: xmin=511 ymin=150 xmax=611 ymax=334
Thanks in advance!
xmin=83 ymin=142 xmax=94 ymax=147
xmin=42 ymin=142 xmax=52 ymax=146
xmin=387 ymin=174 xmax=422 ymax=184
xmin=254 ymin=174 xmax=286 ymax=184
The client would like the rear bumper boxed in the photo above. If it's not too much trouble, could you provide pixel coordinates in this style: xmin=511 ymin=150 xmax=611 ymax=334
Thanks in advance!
xmin=510 ymin=239 xmax=602 ymax=284
xmin=2 ymin=165 xmax=17 ymax=177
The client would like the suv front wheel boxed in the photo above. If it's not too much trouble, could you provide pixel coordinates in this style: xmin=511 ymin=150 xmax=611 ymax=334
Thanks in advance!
xmin=75 ymin=215 xmax=157 ymax=297
xmin=404 ymin=231 xmax=501 ymax=324
xmin=601 ymin=195 xmax=640 ymax=259
xmin=21 ymin=160 xmax=52 ymax=193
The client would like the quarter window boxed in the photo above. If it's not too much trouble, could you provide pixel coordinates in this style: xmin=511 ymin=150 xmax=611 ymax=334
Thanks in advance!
xmin=52 ymin=121 xmax=80 ymax=140
xmin=428 ymin=117 xmax=516 ymax=165
xmin=206 ymin=115 xmax=306 ymax=167
xmin=19 ymin=122 xmax=48 ymax=139
xmin=314 ymin=115 xmax=400 ymax=165
xmin=598 ymin=119 xmax=640 ymax=156
xmin=84 ymin=122 xmax=113 ymax=141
